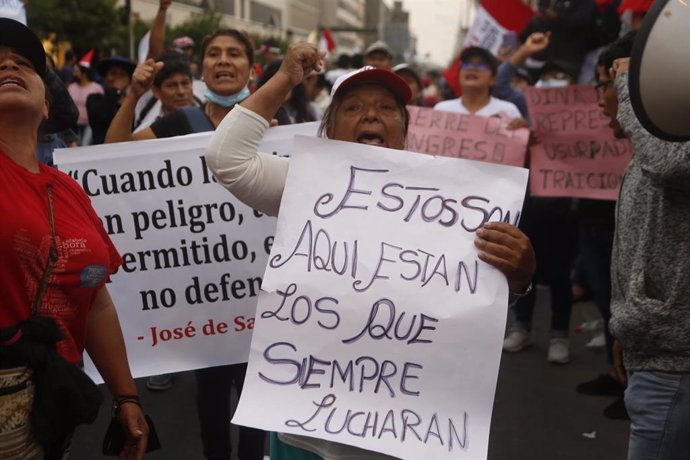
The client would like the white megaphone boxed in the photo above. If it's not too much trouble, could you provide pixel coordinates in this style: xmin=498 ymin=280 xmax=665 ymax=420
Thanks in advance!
xmin=629 ymin=0 xmax=690 ymax=141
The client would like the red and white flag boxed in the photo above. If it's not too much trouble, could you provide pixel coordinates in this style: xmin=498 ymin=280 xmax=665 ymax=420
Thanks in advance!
xmin=463 ymin=0 xmax=534 ymax=55
xmin=318 ymin=28 xmax=336 ymax=53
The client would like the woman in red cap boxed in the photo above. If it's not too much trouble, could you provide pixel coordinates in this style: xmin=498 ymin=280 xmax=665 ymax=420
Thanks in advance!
xmin=205 ymin=42 xmax=536 ymax=460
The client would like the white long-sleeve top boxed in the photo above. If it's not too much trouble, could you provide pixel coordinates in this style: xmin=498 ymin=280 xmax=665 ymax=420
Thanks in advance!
xmin=204 ymin=104 xmax=289 ymax=217
xmin=204 ymin=105 xmax=396 ymax=460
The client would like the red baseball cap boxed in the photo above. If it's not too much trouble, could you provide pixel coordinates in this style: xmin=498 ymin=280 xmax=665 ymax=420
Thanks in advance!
xmin=330 ymin=66 xmax=412 ymax=104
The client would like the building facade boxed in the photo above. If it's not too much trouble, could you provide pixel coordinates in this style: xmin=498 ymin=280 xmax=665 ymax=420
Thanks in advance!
xmin=120 ymin=0 xmax=366 ymax=51
xmin=363 ymin=0 xmax=413 ymax=64
xmin=121 ymin=0 xmax=304 ymax=38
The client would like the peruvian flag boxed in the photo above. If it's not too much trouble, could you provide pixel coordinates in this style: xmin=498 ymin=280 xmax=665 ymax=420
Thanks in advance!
xmin=318 ymin=28 xmax=336 ymax=53
xmin=446 ymin=0 xmax=534 ymax=96
xmin=463 ymin=0 xmax=534 ymax=54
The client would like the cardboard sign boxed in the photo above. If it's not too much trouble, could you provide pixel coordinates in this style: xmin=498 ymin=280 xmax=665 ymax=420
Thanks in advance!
xmin=525 ymin=85 xmax=633 ymax=200
xmin=233 ymin=136 xmax=529 ymax=459
xmin=54 ymin=123 xmax=317 ymax=382
xmin=406 ymin=106 xmax=529 ymax=167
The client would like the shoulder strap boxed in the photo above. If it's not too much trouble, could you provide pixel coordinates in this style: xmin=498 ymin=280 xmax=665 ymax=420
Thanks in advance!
xmin=33 ymin=185 xmax=58 ymax=315
xmin=181 ymin=106 xmax=214 ymax=133
xmin=135 ymin=97 xmax=159 ymax=129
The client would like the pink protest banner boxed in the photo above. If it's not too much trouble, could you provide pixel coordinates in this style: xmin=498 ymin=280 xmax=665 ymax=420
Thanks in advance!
xmin=525 ymin=85 xmax=633 ymax=200
xmin=406 ymin=106 xmax=529 ymax=167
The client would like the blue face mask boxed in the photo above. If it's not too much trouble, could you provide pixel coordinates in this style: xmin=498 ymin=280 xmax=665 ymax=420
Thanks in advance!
xmin=204 ymin=86 xmax=250 ymax=107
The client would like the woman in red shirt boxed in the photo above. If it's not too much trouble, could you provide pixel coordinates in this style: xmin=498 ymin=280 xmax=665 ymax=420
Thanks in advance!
xmin=0 ymin=18 xmax=148 ymax=458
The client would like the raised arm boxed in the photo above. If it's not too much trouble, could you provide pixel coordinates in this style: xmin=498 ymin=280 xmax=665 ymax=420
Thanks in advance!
xmin=146 ymin=0 xmax=171 ymax=60
xmin=508 ymin=32 xmax=549 ymax=70
xmin=104 ymin=59 xmax=162 ymax=143
xmin=493 ymin=33 xmax=550 ymax=123
xmin=204 ymin=43 xmax=325 ymax=216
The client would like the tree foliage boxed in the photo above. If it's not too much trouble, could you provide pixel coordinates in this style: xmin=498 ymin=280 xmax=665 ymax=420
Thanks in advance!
xmin=26 ymin=0 xmax=122 ymax=54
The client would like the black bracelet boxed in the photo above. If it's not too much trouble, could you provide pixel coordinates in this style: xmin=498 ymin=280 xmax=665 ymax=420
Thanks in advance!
xmin=113 ymin=395 xmax=140 ymax=414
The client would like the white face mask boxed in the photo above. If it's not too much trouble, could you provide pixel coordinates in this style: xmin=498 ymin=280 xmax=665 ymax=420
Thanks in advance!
xmin=535 ymin=78 xmax=570 ymax=88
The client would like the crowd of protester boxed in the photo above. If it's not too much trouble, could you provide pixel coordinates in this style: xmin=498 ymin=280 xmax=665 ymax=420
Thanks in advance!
xmin=2 ymin=0 xmax=688 ymax=458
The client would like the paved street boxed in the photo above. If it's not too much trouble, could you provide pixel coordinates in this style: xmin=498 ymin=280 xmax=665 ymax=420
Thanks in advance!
xmin=71 ymin=290 xmax=629 ymax=459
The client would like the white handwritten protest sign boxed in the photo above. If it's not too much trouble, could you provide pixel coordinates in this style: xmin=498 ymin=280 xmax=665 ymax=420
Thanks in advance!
xmin=526 ymin=85 xmax=633 ymax=200
xmin=233 ymin=136 xmax=529 ymax=459
xmin=406 ymin=106 xmax=529 ymax=167
xmin=463 ymin=5 xmax=508 ymax=56
xmin=54 ymin=123 xmax=318 ymax=382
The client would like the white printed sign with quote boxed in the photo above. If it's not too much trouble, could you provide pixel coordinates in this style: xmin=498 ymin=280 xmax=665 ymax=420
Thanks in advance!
xmin=233 ymin=136 xmax=529 ymax=459
xmin=54 ymin=123 xmax=318 ymax=382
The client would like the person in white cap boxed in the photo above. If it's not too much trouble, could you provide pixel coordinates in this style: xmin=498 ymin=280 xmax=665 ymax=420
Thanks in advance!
xmin=204 ymin=42 xmax=536 ymax=460
xmin=363 ymin=40 xmax=394 ymax=70
xmin=392 ymin=63 xmax=423 ymax=106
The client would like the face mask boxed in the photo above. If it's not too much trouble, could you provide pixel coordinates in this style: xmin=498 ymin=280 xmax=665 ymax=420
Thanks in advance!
xmin=204 ymin=86 xmax=250 ymax=107
xmin=535 ymin=79 xmax=570 ymax=88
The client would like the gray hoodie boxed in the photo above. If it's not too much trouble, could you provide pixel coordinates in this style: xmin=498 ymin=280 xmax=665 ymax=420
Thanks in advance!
xmin=609 ymin=74 xmax=690 ymax=372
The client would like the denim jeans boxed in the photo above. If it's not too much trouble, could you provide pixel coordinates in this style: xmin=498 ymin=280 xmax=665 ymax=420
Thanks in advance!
xmin=625 ymin=371 xmax=690 ymax=460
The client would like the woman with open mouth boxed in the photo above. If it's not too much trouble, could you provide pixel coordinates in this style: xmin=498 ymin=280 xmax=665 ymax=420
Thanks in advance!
xmin=205 ymin=42 xmax=536 ymax=460
xmin=105 ymin=28 xmax=255 ymax=142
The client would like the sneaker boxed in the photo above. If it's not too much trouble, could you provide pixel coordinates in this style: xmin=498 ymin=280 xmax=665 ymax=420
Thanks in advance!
xmin=503 ymin=328 xmax=531 ymax=352
xmin=576 ymin=373 xmax=624 ymax=396
xmin=585 ymin=332 xmax=606 ymax=348
xmin=547 ymin=338 xmax=570 ymax=364
xmin=146 ymin=374 xmax=173 ymax=391
xmin=603 ymin=396 xmax=629 ymax=420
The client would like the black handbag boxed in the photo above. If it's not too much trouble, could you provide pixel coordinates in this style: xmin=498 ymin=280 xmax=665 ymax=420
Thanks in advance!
xmin=102 ymin=413 xmax=161 ymax=455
